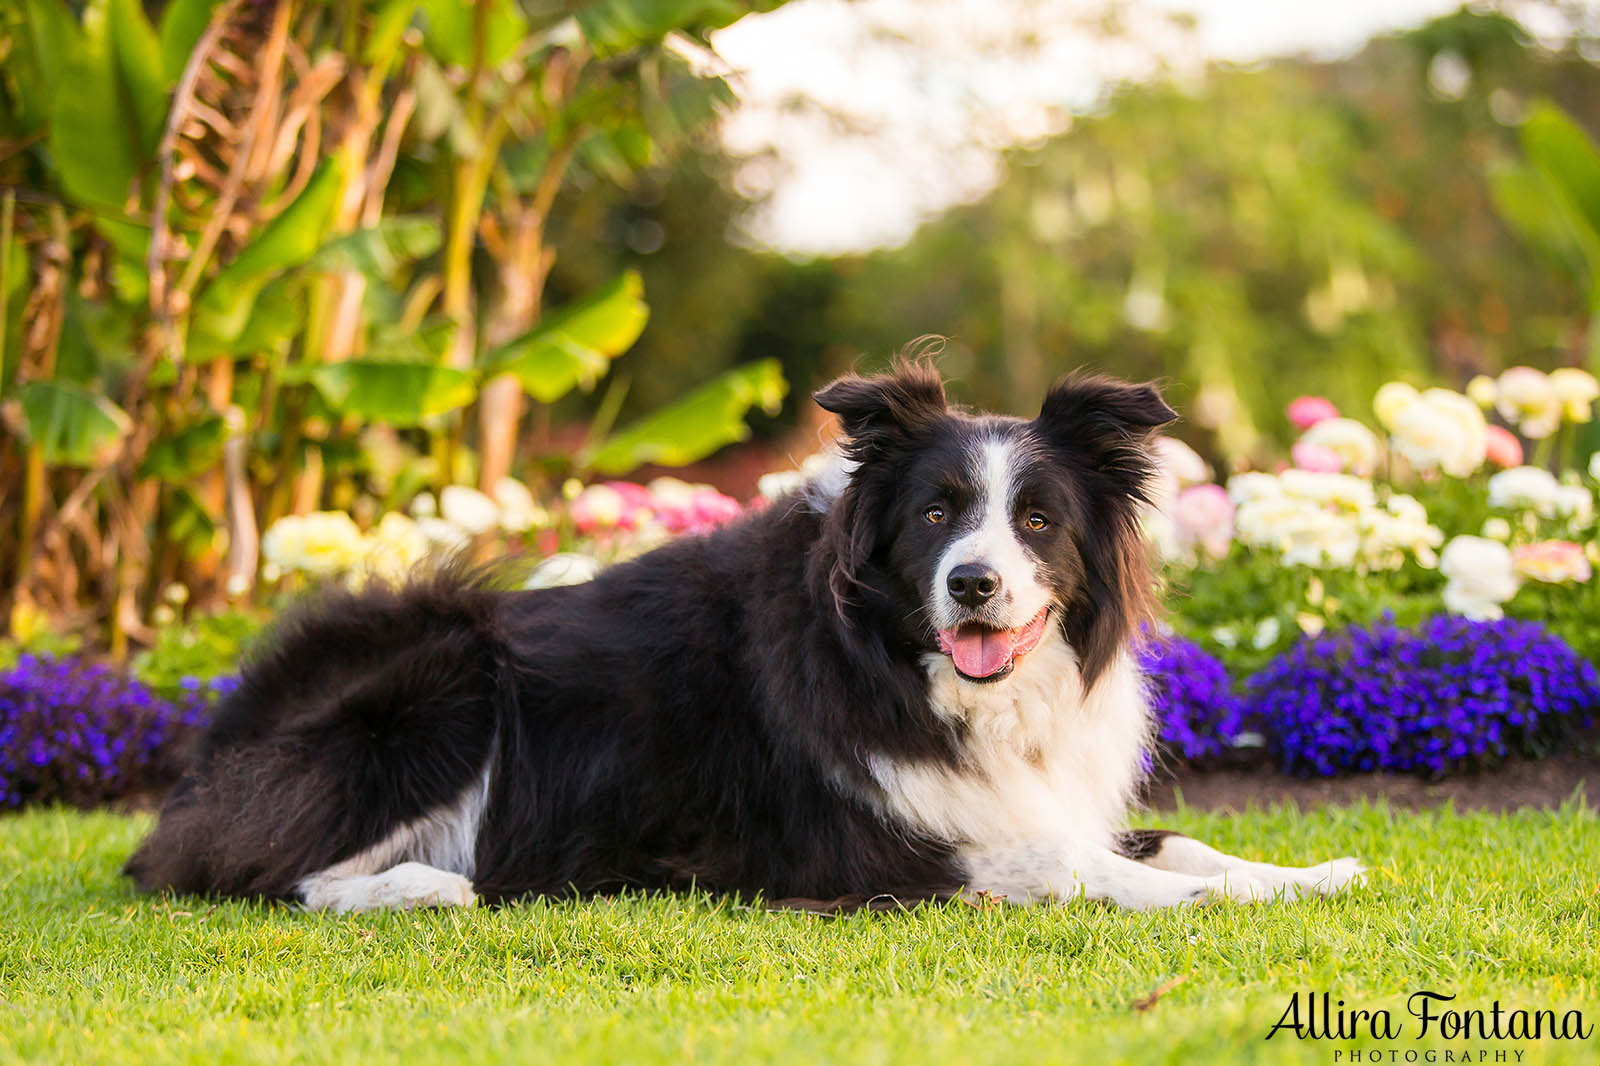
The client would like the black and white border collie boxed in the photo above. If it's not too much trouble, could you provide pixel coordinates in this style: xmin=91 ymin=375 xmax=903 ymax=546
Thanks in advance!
xmin=126 ymin=362 xmax=1362 ymax=913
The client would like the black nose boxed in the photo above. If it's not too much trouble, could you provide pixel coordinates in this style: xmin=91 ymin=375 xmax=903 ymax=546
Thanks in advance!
xmin=947 ymin=564 xmax=1001 ymax=607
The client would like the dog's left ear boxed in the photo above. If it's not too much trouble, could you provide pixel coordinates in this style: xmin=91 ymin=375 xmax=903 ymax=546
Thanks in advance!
xmin=1036 ymin=375 xmax=1177 ymax=444
xmin=814 ymin=363 xmax=948 ymax=456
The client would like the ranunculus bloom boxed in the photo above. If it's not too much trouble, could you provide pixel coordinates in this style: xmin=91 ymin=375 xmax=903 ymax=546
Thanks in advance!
xmin=1152 ymin=436 xmax=1210 ymax=488
xmin=1373 ymin=382 xmax=1420 ymax=431
xmin=1496 ymin=367 xmax=1562 ymax=439
xmin=1483 ymin=425 xmax=1523 ymax=469
xmin=1389 ymin=388 xmax=1487 ymax=477
xmin=1466 ymin=375 xmax=1498 ymax=409
xmin=1297 ymin=417 xmax=1380 ymax=475
xmin=1439 ymin=536 xmax=1519 ymax=620
xmin=570 ymin=484 xmax=627 ymax=533
xmin=440 ymin=485 xmax=501 ymax=536
xmin=1512 ymin=540 xmax=1592 ymax=584
xmin=1549 ymin=367 xmax=1599 ymax=423
xmin=1291 ymin=440 xmax=1343 ymax=473
xmin=1172 ymin=483 xmax=1234 ymax=559
xmin=1287 ymin=396 xmax=1339 ymax=430
xmin=261 ymin=512 xmax=367 ymax=578
xmin=1488 ymin=466 xmax=1562 ymax=515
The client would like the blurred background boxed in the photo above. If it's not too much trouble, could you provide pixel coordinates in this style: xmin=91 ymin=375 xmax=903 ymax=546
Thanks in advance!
xmin=4 ymin=0 xmax=1600 ymax=650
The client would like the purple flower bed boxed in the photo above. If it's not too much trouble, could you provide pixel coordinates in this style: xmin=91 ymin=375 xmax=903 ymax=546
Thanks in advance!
xmin=1248 ymin=616 xmax=1600 ymax=777
xmin=0 ymin=656 xmax=232 ymax=810
xmin=1139 ymin=634 xmax=1248 ymax=763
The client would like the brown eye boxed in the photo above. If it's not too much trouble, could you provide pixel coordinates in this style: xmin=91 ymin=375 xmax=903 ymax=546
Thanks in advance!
xmin=924 ymin=506 xmax=946 ymax=524
xmin=1027 ymin=512 xmax=1049 ymax=532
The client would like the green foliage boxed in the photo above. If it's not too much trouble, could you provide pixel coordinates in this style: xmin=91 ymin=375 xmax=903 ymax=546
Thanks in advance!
xmin=583 ymin=358 xmax=787 ymax=473
xmin=130 ymin=609 xmax=265 ymax=698
xmin=16 ymin=380 xmax=131 ymax=467
xmin=485 ymin=270 xmax=651 ymax=402
xmin=304 ymin=361 xmax=480 ymax=426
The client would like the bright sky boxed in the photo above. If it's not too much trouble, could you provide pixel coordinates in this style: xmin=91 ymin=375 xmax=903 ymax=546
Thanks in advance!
xmin=706 ymin=0 xmax=1562 ymax=255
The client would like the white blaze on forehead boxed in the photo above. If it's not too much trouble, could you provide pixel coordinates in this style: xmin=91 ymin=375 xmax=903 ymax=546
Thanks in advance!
xmin=933 ymin=435 xmax=1053 ymax=629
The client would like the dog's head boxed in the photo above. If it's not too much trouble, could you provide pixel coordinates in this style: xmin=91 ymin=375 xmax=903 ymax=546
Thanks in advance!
xmin=813 ymin=360 xmax=1174 ymax=689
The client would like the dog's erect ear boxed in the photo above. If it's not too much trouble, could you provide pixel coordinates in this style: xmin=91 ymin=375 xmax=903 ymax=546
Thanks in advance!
xmin=1036 ymin=375 xmax=1176 ymax=442
xmin=814 ymin=363 xmax=947 ymax=449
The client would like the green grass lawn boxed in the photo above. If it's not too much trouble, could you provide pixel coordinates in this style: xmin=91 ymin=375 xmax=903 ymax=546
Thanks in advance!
xmin=1 ymin=802 xmax=1596 ymax=1065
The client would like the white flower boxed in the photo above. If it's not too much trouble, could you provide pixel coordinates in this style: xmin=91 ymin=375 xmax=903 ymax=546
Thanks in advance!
xmin=524 ymin=553 xmax=602 ymax=589
xmin=261 ymin=512 xmax=367 ymax=577
xmin=1277 ymin=469 xmax=1376 ymax=509
xmin=1496 ymin=367 xmax=1562 ymax=439
xmin=1297 ymin=418 xmax=1381 ymax=476
xmin=1373 ymin=382 xmax=1420 ymax=431
xmin=1488 ymin=466 xmax=1562 ymax=516
xmin=1226 ymin=472 xmax=1285 ymax=505
xmin=1589 ymin=451 xmax=1600 ymax=482
xmin=409 ymin=492 xmax=438 ymax=519
xmin=1152 ymin=436 xmax=1211 ymax=487
xmin=1439 ymin=535 xmax=1519 ymax=621
xmin=365 ymin=512 xmax=430 ymax=580
xmin=1554 ymin=484 xmax=1594 ymax=526
xmin=492 ymin=478 xmax=546 ymax=534
xmin=1252 ymin=617 xmax=1282 ymax=650
xmin=1482 ymin=516 xmax=1512 ymax=542
xmin=440 ymin=485 xmax=501 ymax=535
xmin=1548 ymin=367 xmax=1599 ymax=423
xmin=1389 ymin=388 xmax=1486 ymax=477
xmin=415 ymin=516 xmax=471 ymax=555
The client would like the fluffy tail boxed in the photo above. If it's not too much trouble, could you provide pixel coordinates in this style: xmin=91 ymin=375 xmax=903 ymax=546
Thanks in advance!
xmin=124 ymin=572 xmax=508 ymax=900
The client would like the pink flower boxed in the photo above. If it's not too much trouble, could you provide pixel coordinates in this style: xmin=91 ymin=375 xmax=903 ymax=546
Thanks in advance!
xmin=1172 ymin=483 xmax=1234 ymax=559
xmin=1511 ymin=541 xmax=1591 ymax=584
xmin=1483 ymin=425 xmax=1523 ymax=469
xmin=1291 ymin=440 xmax=1343 ymax=473
xmin=1288 ymin=396 xmax=1339 ymax=430
xmin=570 ymin=485 xmax=627 ymax=534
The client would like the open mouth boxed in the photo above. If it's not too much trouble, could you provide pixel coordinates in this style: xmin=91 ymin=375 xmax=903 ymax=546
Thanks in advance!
xmin=935 ymin=606 xmax=1051 ymax=683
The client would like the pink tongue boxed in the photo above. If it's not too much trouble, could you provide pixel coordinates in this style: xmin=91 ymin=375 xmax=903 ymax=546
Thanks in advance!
xmin=945 ymin=627 xmax=1019 ymax=678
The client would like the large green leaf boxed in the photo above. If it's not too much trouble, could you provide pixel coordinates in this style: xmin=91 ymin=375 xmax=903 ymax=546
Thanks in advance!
xmin=139 ymin=414 xmax=227 ymax=480
xmin=191 ymin=158 xmax=346 ymax=347
xmin=1522 ymin=102 xmax=1600 ymax=247
xmin=158 ymin=0 xmax=219 ymax=83
xmin=307 ymin=216 xmax=442 ymax=279
xmin=16 ymin=380 xmax=132 ymax=467
xmin=484 ymin=270 xmax=649 ymax=403
xmin=8 ymin=0 xmax=82 ymax=134
xmin=575 ymin=0 xmax=787 ymax=57
xmin=108 ymin=0 xmax=168 ymax=153
xmin=416 ymin=0 xmax=528 ymax=69
xmin=582 ymin=358 xmax=786 ymax=474
xmin=305 ymin=360 xmax=478 ymax=426
xmin=1488 ymin=164 xmax=1594 ymax=283
xmin=47 ymin=5 xmax=141 ymax=210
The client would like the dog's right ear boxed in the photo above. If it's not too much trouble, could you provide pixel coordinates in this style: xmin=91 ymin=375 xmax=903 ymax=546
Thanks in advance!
xmin=813 ymin=363 xmax=947 ymax=454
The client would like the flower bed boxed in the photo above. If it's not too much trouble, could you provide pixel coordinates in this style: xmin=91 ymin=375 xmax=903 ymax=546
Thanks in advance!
xmin=0 ymin=656 xmax=232 ymax=810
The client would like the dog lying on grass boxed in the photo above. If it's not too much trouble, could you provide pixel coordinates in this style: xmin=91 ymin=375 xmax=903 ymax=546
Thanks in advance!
xmin=126 ymin=362 xmax=1362 ymax=912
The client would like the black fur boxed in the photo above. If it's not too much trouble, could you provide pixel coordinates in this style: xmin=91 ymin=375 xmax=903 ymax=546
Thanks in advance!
xmin=126 ymin=362 xmax=1174 ymax=906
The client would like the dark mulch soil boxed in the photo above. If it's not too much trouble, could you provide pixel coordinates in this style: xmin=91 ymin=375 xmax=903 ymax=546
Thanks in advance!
xmin=1141 ymin=750 xmax=1599 ymax=813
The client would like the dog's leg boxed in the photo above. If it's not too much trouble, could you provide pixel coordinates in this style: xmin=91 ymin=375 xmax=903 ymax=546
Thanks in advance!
xmin=964 ymin=840 xmax=1282 ymax=909
xmin=299 ymin=862 xmax=476 ymax=914
xmin=1117 ymin=829 xmax=1364 ymax=899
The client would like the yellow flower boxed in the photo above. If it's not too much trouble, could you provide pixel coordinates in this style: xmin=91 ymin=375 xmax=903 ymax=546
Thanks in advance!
xmin=1373 ymin=382 xmax=1420 ymax=431
xmin=1548 ymin=367 xmax=1599 ymax=423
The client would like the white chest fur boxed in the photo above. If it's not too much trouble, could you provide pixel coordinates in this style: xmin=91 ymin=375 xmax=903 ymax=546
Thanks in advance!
xmin=866 ymin=627 xmax=1152 ymax=854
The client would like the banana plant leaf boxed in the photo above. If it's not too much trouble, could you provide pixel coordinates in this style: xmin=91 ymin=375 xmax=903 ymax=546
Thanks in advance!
xmin=582 ymin=358 xmax=786 ymax=474
xmin=483 ymin=270 xmax=649 ymax=403
xmin=16 ymin=380 xmax=132 ymax=467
